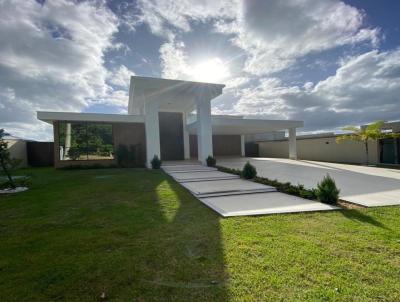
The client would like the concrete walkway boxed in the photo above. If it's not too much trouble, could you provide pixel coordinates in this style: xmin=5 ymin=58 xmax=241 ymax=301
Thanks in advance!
xmin=218 ymin=157 xmax=400 ymax=207
xmin=162 ymin=163 xmax=339 ymax=217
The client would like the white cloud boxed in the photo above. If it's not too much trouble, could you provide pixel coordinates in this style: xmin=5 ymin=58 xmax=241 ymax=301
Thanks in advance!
xmin=225 ymin=77 xmax=250 ymax=89
xmin=313 ymin=49 xmax=400 ymax=110
xmin=159 ymin=40 xmax=191 ymax=79
xmin=137 ymin=0 xmax=237 ymax=39
xmin=219 ymin=0 xmax=380 ymax=75
xmin=97 ymin=89 xmax=130 ymax=108
xmin=0 ymin=0 xmax=120 ymax=140
xmin=107 ymin=65 xmax=135 ymax=88
xmin=139 ymin=0 xmax=380 ymax=75
xmin=159 ymin=39 xmax=233 ymax=84
xmin=234 ymin=49 xmax=400 ymax=130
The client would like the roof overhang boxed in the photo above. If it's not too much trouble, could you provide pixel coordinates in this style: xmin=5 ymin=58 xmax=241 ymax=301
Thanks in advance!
xmin=129 ymin=76 xmax=225 ymax=114
xmin=187 ymin=117 xmax=304 ymax=135
xmin=37 ymin=111 xmax=144 ymax=124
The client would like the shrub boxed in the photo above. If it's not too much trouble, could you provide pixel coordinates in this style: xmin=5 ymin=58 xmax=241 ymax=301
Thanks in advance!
xmin=150 ymin=155 xmax=162 ymax=169
xmin=216 ymin=165 xmax=241 ymax=176
xmin=299 ymin=188 xmax=317 ymax=200
xmin=242 ymin=161 xmax=257 ymax=179
xmin=116 ymin=144 xmax=136 ymax=167
xmin=315 ymin=174 xmax=340 ymax=204
xmin=68 ymin=147 xmax=81 ymax=160
xmin=206 ymin=155 xmax=216 ymax=167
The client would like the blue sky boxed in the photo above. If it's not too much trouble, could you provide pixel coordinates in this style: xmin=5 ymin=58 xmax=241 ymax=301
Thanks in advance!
xmin=0 ymin=0 xmax=399 ymax=140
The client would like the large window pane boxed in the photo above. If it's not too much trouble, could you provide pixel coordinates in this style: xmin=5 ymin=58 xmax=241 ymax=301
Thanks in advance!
xmin=87 ymin=123 xmax=114 ymax=160
xmin=58 ymin=122 xmax=114 ymax=161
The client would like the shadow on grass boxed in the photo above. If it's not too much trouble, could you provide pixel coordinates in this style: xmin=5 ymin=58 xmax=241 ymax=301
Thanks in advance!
xmin=0 ymin=168 xmax=229 ymax=302
xmin=128 ymin=173 xmax=229 ymax=301
xmin=339 ymin=208 xmax=390 ymax=230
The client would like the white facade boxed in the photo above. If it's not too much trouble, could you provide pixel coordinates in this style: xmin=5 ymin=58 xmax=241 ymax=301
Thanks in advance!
xmin=38 ymin=76 xmax=304 ymax=167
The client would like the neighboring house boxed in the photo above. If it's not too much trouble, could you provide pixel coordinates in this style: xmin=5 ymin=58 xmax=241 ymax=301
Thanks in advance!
xmin=4 ymin=135 xmax=54 ymax=168
xmin=257 ymin=121 xmax=400 ymax=165
xmin=37 ymin=76 xmax=303 ymax=168
xmin=5 ymin=136 xmax=28 ymax=168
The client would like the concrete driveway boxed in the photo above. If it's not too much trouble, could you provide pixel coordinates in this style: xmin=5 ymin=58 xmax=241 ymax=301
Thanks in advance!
xmin=218 ymin=157 xmax=400 ymax=207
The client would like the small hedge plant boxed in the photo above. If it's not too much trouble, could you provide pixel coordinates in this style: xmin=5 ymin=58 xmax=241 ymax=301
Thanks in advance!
xmin=150 ymin=155 xmax=162 ymax=169
xmin=242 ymin=161 xmax=257 ymax=179
xmin=315 ymin=174 xmax=340 ymax=204
xmin=116 ymin=144 xmax=136 ymax=167
xmin=217 ymin=165 xmax=317 ymax=200
xmin=206 ymin=155 xmax=216 ymax=167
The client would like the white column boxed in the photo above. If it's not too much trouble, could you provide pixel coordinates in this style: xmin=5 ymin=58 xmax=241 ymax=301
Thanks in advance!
xmin=240 ymin=134 xmax=245 ymax=157
xmin=196 ymin=98 xmax=213 ymax=165
xmin=64 ymin=122 xmax=71 ymax=160
xmin=182 ymin=112 xmax=190 ymax=160
xmin=197 ymin=115 xmax=202 ymax=161
xmin=145 ymin=101 xmax=161 ymax=168
xmin=288 ymin=127 xmax=297 ymax=160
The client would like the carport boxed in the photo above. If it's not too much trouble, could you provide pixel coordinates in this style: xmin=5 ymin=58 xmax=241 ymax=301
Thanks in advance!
xmin=187 ymin=116 xmax=304 ymax=159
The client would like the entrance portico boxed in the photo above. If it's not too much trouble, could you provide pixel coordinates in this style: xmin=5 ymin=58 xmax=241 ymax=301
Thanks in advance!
xmin=129 ymin=76 xmax=224 ymax=167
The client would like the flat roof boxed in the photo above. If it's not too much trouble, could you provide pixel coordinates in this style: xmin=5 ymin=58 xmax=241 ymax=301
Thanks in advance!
xmin=131 ymin=76 xmax=225 ymax=89
xmin=129 ymin=76 xmax=225 ymax=114
xmin=187 ymin=117 xmax=304 ymax=135
xmin=37 ymin=111 xmax=145 ymax=124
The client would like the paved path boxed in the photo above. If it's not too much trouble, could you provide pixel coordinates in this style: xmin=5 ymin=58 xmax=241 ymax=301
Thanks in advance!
xmin=218 ymin=157 xmax=400 ymax=207
xmin=162 ymin=163 xmax=338 ymax=217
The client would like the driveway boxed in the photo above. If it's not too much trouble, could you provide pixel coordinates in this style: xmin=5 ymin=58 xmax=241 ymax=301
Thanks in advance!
xmin=218 ymin=157 xmax=400 ymax=207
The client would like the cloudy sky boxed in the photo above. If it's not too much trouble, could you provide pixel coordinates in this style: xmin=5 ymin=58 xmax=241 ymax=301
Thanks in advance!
xmin=0 ymin=0 xmax=399 ymax=140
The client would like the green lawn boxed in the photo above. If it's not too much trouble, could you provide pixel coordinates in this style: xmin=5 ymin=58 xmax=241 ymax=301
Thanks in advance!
xmin=0 ymin=168 xmax=399 ymax=301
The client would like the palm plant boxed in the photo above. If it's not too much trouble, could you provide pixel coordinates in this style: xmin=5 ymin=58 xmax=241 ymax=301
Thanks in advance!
xmin=0 ymin=129 xmax=16 ymax=188
xmin=336 ymin=121 xmax=400 ymax=165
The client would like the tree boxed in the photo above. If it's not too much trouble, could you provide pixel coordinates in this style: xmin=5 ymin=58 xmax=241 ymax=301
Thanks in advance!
xmin=0 ymin=129 xmax=16 ymax=188
xmin=336 ymin=121 xmax=400 ymax=165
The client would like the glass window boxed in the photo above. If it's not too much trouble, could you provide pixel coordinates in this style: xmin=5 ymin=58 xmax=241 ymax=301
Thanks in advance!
xmin=58 ymin=122 xmax=114 ymax=161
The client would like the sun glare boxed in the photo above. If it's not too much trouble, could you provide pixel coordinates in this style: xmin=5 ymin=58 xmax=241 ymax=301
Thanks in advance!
xmin=190 ymin=58 xmax=230 ymax=83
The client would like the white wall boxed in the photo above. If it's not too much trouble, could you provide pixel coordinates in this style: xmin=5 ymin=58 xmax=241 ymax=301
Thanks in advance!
xmin=258 ymin=136 xmax=379 ymax=165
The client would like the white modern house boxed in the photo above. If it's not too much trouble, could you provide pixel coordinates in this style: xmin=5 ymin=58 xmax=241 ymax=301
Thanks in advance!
xmin=37 ymin=76 xmax=303 ymax=168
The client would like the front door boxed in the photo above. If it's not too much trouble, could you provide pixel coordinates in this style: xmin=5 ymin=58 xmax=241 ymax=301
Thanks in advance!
xmin=159 ymin=112 xmax=184 ymax=160
xmin=380 ymin=138 xmax=397 ymax=164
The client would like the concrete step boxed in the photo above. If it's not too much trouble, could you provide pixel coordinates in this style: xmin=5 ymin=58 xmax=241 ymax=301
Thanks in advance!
xmin=162 ymin=161 xmax=201 ymax=166
xmin=162 ymin=165 xmax=217 ymax=173
xmin=199 ymin=192 xmax=340 ymax=217
xmin=167 ymin=170 xmax=239 ymax=183
xmin=180 ymin=178 xmax=276 ymax=197
xmin=196 ymin=189 xmax=277 ymax=198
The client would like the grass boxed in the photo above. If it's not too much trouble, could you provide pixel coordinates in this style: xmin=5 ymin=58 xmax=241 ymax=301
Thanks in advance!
xmin=0 ymin=168 xmax=399 ymax=301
